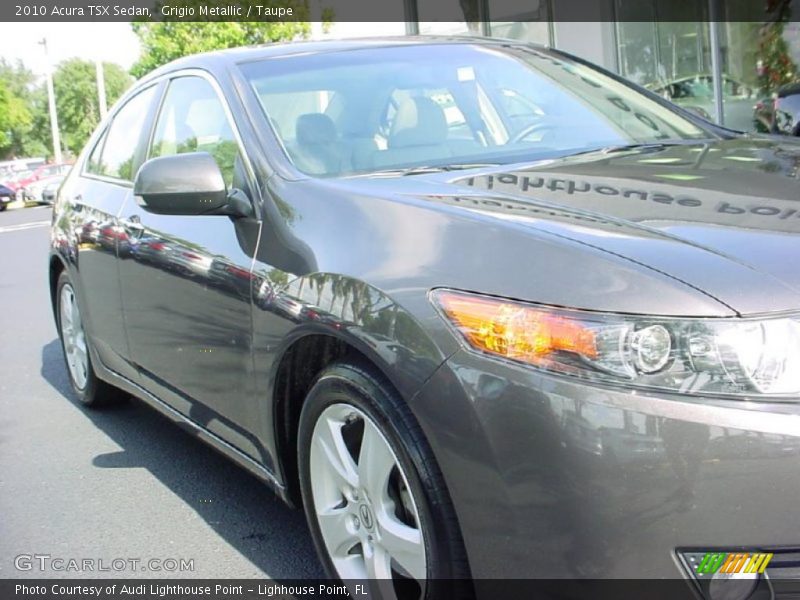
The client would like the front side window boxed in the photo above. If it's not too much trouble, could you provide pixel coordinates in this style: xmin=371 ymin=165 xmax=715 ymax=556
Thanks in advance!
xmin=91 ymin=85 xmax=157 ymax=181
xmin=149 ymin=76 xmax=239 ymax=187
xmin=241 ymin=43 xmax=712 ymax=177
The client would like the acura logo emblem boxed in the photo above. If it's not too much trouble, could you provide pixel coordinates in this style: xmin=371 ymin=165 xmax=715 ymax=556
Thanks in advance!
xmin=359 ymin=504 xmax=374 ymax=530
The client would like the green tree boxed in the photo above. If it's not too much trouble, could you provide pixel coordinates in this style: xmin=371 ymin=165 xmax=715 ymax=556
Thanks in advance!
xmin=0 ymin=87 xmax=31 ymax=158
xmin=0 ymin=59 xmax=41 ymax=159
xmin=40 ymin=59 xmax=133 ymax=157
xmin=755 ymin=0 xmax=798 ymax=95
xmin=130 ymin=3 xmax=310 ymax=78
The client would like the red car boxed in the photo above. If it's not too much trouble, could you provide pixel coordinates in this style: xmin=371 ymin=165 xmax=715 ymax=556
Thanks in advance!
xmin=11 ymin=163 xmax=72 ymax=193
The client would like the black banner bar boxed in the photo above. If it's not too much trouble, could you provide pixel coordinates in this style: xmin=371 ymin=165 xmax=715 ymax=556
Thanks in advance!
xmin=0 ymin=578 xmax=708 ymax=600
xmin=8 ymin=577 xmax=800 ymax=599
xmin=2 ymin=0 xmax=797 ymax=23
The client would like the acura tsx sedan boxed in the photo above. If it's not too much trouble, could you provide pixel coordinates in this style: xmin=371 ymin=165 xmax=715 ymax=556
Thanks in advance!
xmin=49 ymin=38 xmax=800 ymax=599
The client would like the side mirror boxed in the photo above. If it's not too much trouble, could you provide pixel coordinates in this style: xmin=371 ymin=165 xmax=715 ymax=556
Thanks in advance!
xmin=133 ymin=152 xmax=250 ymax=217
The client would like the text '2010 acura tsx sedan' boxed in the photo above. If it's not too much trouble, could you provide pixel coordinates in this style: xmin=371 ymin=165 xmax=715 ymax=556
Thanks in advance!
xmin=49 ymin=38 xmax=800 ymax=599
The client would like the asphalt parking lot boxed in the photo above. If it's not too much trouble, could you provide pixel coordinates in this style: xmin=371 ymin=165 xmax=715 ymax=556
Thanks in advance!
xmin=0 ymin=206 xmax=324 ymax=580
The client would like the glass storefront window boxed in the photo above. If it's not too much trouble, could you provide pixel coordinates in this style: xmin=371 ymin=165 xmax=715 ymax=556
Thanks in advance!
xmin=416 ymin=0 xmax=551 ymax=43
xmin=616 ymin=1 xmax=718 ymax=123
xmin=618 ymin=21 xmax=717 ymax=122
xmin=487 ymin=0 xmax=551 ymax=44
xmin=720 ymin=20 xmax=800 ymax=132
xmin=412 ymin=0 xmax=800 ymax=135
xmin=418 ymin=22 xmax=476 ymax=36
xmin=488 ymin=22 xmax=551 ymax=45
xmin=417 ymin=0 xmax=481 ymax=35
xmin=616 ymin=1 xmax=800 ymax=132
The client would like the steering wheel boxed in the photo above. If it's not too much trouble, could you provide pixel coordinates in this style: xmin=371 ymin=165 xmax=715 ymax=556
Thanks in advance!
xmin=509 ymin=122 xmax=556 ymax=144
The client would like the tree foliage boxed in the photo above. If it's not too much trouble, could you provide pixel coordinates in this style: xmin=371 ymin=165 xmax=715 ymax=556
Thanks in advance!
xmin=0 ymin=59 xmax=131 ymax=161
xmin=46 ymin=59 xmax=132 ymax=156
xmin=131 ymin=4 xmax=310 ymax=78
xmin=0 ymin=59 xmax=40 ymax=159
xmin=2 ymin=4 xmax=310 ymax=161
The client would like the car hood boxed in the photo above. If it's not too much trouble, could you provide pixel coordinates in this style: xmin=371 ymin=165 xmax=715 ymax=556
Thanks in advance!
xmin=349 ymin=136 xmax=800 ymax=315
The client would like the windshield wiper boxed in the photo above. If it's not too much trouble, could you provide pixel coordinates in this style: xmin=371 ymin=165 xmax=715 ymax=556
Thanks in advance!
xmin=348 ymin=163 xmax=502 ymax=178
xmin=563 ymin=139 xmax=712 ymax=159
xmin=600 ymin=142 xmax=674 ymax=154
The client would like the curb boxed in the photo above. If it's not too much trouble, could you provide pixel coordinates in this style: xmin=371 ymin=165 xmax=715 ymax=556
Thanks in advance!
xmin=3 ymin=199 xmax=44 ymax=211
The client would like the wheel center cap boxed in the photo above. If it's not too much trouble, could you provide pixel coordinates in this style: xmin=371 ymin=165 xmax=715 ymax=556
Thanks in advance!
xmin=358 ymin=503 xmax=375 ymax=530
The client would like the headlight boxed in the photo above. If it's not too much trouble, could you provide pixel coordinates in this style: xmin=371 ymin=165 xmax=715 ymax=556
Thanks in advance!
xmin=431 ymin=289 xmax=800 ymax=398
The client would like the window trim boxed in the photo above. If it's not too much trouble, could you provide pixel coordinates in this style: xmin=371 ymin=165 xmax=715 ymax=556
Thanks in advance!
xmin=144 ymin=69 xmax=258 ymax=190
xmin=83 ymin=124 xmax=109 ymax=178
xmin=81 ymin=81 xmax=162 ymax=187
xmin=80 ymin=69 xmax=258 ymax=199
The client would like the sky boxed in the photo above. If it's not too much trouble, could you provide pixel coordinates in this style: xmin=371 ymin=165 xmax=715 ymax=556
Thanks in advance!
xmin=0 ymin=23 xmax=142 ymax=76
xmin=0 ymin=22 xmax=407 ymax=79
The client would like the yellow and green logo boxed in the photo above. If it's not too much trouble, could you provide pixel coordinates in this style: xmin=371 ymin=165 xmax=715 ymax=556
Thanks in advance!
xmin=696 ymin=552 xmax=773 ymax=575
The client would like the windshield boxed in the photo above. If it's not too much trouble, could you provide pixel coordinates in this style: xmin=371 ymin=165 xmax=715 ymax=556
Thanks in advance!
xmin=239 ymin=43 xmax=711 ymax=177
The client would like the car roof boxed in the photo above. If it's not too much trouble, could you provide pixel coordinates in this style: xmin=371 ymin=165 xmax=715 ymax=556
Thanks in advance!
xmin=140 ymin=36 xmax=539 ymax=81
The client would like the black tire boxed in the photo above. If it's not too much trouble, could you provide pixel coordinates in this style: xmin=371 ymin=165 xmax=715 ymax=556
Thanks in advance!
xmin=0 ymin=203 xmax=7 ymax=212
xmin=55 ymin=271 xmax=125 ymax=407
xmin=298 ymin=360 xmax=472 ymax=600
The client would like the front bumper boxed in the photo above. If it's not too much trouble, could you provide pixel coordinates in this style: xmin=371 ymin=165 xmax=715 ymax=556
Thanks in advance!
xmin=410 ymin=349 xmax=800 ymax=580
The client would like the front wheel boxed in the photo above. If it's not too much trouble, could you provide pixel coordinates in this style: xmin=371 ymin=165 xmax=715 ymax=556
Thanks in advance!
xmin=298 ymin=361 xmax=471 ymax=600
xmin=56 ymin=271 xmax=125 ymax=407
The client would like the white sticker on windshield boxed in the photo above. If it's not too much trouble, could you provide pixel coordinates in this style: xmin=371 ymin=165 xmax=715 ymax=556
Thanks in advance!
xmin=457 ymin=67 xmax=475 ymax=82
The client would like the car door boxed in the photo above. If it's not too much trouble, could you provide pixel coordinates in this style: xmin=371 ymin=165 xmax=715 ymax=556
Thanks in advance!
xmin=117 ymin=73 xmax=263 ymax=460
xmin=68 ymin=83 xmax=160 ymax=382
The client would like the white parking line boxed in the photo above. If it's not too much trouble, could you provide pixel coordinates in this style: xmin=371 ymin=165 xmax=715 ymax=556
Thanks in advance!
xmin=0 ymin=220 xmax=50 ymax=234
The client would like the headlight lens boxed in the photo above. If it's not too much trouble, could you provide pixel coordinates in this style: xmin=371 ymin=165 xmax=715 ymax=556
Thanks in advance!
xmin=431 ymin=289 xmax=800 ymax=398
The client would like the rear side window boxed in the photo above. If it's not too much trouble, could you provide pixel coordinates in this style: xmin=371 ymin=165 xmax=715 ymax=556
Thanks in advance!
xmin=149 ymin=76 xmax=239 ymax=187
xmin=86 ymin=129 xmax=108 ymax=176
xmin=88 ymin=85 xmax=157 ymax=181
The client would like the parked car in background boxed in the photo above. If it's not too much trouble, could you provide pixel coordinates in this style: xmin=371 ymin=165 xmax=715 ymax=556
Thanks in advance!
xmin=0 ymin=157 xmax=46 ymax=182
xmin=41 ymin=177 xmax=64 ymax=205
xmin=49 ymin=38 xmax=800 ymax=598
xmin=0 ymin=182 xmax=15 ymax=211
xmin=650 ymin=73 xmax=758 ymax=131
xmin=753 ymin=95 xmax=776 ymax=133
xmin=22 ymin=174 xmax=66 ymax=204
xmin=770 ymin=82 xmax=800 ymax=136
xmin=2 ymin=168 xmax=32 ymax=191
xmin=15 ymin=163 xmax=72 ymax=199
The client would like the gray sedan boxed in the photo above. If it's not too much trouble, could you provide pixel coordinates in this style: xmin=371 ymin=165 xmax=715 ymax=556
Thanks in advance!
xmin=48 ymin=38 xmax=799 ymax=598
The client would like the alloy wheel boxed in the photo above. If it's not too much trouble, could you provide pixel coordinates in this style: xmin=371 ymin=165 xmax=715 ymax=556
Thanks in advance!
xmin=309 ymin=403 xmax=427 ymax=598
xmin=59 ymin=283 xmax=89 ymax=390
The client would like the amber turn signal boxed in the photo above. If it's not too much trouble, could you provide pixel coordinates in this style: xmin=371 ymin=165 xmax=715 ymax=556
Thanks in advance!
xmin=432 ymin=290 xmax=598 ymax=365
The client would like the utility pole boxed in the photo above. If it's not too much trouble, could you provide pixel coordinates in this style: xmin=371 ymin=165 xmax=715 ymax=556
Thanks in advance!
xmin=708 ymin=0 xmax=725 ymax=125
xmin=39 ymin=38 xmax=62 ymax=163
xmin=95 ymin=60 xmax=108 ymax=120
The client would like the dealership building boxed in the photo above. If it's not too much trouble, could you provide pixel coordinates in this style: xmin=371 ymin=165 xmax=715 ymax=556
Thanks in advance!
xmin=316 ymin=0 xmax=800 ymax=132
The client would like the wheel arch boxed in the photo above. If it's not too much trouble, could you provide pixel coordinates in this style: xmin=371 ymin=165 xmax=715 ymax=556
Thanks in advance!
xmin=270 ymin=330 xmax=410 ymax=507
xmin=48 ymin=253 xmax=68 ymax=320
xmin=258 ymin=272 xmax=458 ymax=505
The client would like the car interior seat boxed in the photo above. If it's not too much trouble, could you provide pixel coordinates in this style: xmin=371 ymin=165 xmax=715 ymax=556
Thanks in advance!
xmin=372 ymin=97 xmax=452 ymax=168
xmin=292 ymin=113 xmax=351 ymax=176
